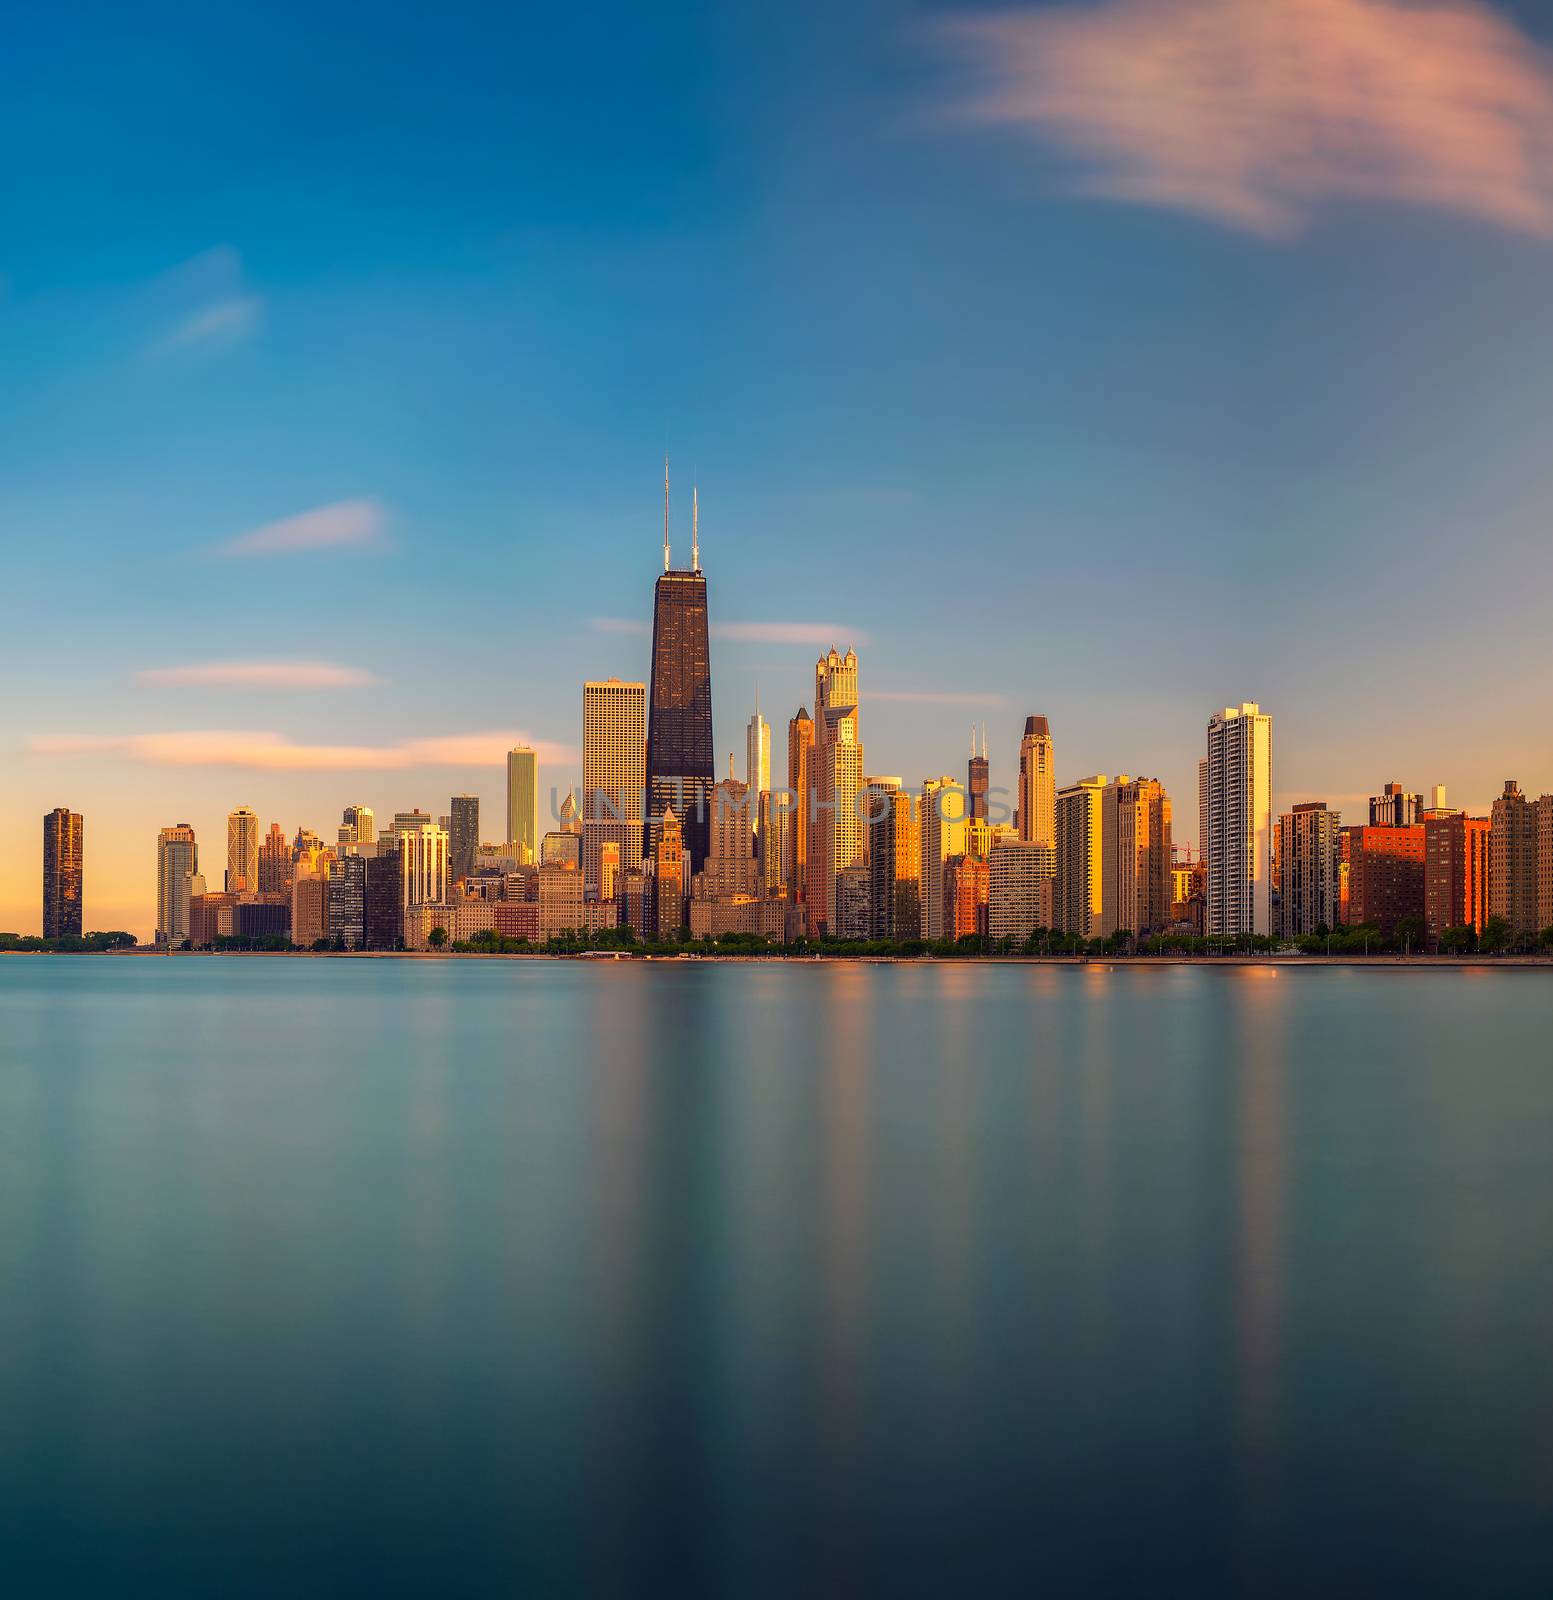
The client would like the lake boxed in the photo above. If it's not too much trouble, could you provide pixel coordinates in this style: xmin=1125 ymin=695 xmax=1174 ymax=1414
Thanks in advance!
xmin=2 ymin=957 xmax=1551 ymax=1595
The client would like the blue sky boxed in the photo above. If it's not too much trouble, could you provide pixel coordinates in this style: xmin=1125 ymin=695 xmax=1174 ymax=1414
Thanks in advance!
xmin=7 ymin=0 xmax=1553 ymax=934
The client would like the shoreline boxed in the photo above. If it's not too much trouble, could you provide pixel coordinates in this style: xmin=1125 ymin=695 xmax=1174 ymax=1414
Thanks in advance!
xmin=22 ymin=949 xmax=1553 ymax=969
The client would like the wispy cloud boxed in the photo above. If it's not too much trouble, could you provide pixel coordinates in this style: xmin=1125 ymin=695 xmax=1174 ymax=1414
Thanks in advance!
xmin=589 ymin=617 xmax=650 ymax=635
xmin=30 ymin=729 xmax=576 ymax=771
xmin=215 ymin=500 xmax=386 ymax=559
xmin=135 ymin=659 xmax=378 ymax=690
xmin=155 ymin=295 xmax=263 ymax=354
xmin=940 ymin=0 xmax=1553 ymax=238
xmin=868 ymin=689 xmax=1008 ymax=706
xmin=147 ymin=246 xmax=264 ymax=355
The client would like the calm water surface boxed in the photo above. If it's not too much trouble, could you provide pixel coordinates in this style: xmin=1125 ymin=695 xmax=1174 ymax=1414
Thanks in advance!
xmin=2 ymin=957 xmax=1552 ymax=1596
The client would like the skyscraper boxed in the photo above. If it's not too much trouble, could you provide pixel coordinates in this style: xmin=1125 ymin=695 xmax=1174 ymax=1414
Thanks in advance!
xmin=506 ymin=748 xmax=539 ymax=863
xmin=226 ymin=807 xmax=259 ymax=894
xmin=42 ymin=808 xmax=83 ymax=940
xmin=968 ymin=726 xmax=990 ymax=823
xmin=866 ymin=778 xmax=918 ymax=938
xmin=1424 ymin=810 xmax=1489 ymax=943
xmin=155 ymin=823 xmax=198 ymax=946
xmin=746 ymin=701 xmax=771 ymax=799
xmin=583 ymin=679 xmax=646 ymax=894
xmin=449 ymin=794 xmax=480 ymax=886
xmin=1056 ymin=776 xmax=1108 ymax=938
xmin=341 ymin=805 xmax=376 ymax=848
xmin=653 ymin=805 xmax=686 ymax=938
xmin=328 ymin=854 xmax=368 ymax=949
xmin=808 ymin=648 xmax=862 ymax=937
xmin=258 ymin=822 xmax=291 ymax=897
xmin=1099 ymin=776 xmax=1173 ymax=938
xmin=1017 ymin=716 xmax=1056 ymax=846
xmin=1489 ymin=780 xmax=1539 ymax=938
xmin=1204 ymin=703 xmax=1273 ymax=938
xmin=918 ymin=776 xmax=966 ymax=941
xmin=645 ymin=472 xmax=714 ymax=873
xmin=1370 ymin=783 xmax=1422 ymax=828
xmin=787 ymin=707 xmax=813 ymax=906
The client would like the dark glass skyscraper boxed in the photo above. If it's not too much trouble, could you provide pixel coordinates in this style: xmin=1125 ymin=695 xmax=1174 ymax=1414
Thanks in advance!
xmin=42 ymin=808 xmax=83 ymax=940
xmin=645 ymin=481 xmax=714 ymax=872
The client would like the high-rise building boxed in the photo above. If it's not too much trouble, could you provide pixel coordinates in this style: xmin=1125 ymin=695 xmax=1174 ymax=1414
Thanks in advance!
xmin=1099 ymin=777 xmax=1172 ymax=938
xmin=42 ymin=808 xmax=84 ymax=940
xmin=328 ymin=854 xmax=367 ymax=949
xmin=968 ymin=726 xmax=990 ymax=824
xmin=808 ymin=648 xmax=863 ymax=937
xmin=506 ymin=748 xmax=539 ymax=862
xmin=645 ymin=476 xmax=714 ymax=873
xmin=291 ymin=860 xmax=330 ymax=948
xmin=757 ymin=789 xmax=793 ymax=900
xmin=341 ymin=805 xmax=376 ymax=849
xmin=919 ymin=777 xmax=966 ymax=941
xmin=392 ymin=822 xmax=449 ymax=907
xmin=787 ymin=707 xmax=813 ymax=906
xmin=1537 ymin=795 xmax=1553 ymax=936
xmin=1275 ymin=802 xmax=1342 ymax=937
xmin=364 ymin=851 xmax=404 ymax=950
xmin=988 ymin=837 xmax=1056 ymax=940
xmin=258 ymin=822 xmax=291 ymax=897
xmin=1424 ymin=811 xmax=1489 ymax=942
xmin=1056 ymin=776 xmax=1108 ymax=938
xmin=746 ymin=702 xmax=770 ymax=799
xmin=1490 ymin=780 xmax=1541 ymax=938
xmin=1370 ymin=783 xmax=1422 ymax=828
xmin=1347 ymin=826 xmax=1425 ymax=936
xmin=698 ymin=777 xmax=758 ymax=900
xmin=865 ymin=778 xmax=918 ymax=939
xmin=1017 ymin=716 xmax=1056 ymax=846
xmin=226 ymin=807 xmax=259 ymax=894
xmin=947 ymin=854 xmax=990 ymax=939
xmin=155 ymin=823 xmax=198 ymax=946
xmin=583 ymin=679 xmax=646 ymax=894
xmin=653 ymin=806 xmax=686 ymax=937
xmin=1204 ymin=703 xmax=1273 ymax=937
xmin=449 ymin=795 xmax=480 ymax=886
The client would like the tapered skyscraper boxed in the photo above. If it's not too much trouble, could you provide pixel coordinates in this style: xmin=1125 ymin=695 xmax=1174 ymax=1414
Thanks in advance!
xmin=1017 ymin=716 xmax=1055 ymax=846
xmin=645 ymin=471 xmax=714 ymax=872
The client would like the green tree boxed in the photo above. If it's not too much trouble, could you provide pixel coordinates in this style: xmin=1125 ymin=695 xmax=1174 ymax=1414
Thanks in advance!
xmin=428 ymin=926 xmax=448 ymax=949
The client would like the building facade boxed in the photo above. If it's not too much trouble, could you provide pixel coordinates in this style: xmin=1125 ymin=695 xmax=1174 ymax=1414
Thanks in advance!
xmin=449 ymin=795 xmax=480 ymax=886
xmin=1424 ymin=811 xmax=1489 ymax=942
xmin=1017 ymin=715 xmax=1056 ymax=846
xmin=988 ymin=838 xmax=1056 ymax=941
xmin=1489 ymin=780 xmax=1540 ymax=938
xmin=1346 ymin=825 xmax=1426 ymax=936
xmin=155 ymin=822 xmax=198 ymax=946
xmin=918 ymin=777 xmax=967 ymax=941
xmin=1204 ymin=703 xmax=1273 ymax=938
xmin=645 ymin=546 xmax=714 ymax=872
xmin=506 ymin=747 xmax=539 ymax=862
xmin=42 ymin=808 xmax=84 ymax=940
xmin=226 ymin=807 xmax=259 ymax=894
xmin=1056 ymin=776 xmax=1107 ymax=938
xmin=1275 ymin=802 xmax=1342 ymax=937
xmin=583 ymin=678 xmax=647 ymax=895
xmin=1099 ymin=776 xmax=1172 ymax=939
xmin=787 ymin=707 xmax=813 ymax=908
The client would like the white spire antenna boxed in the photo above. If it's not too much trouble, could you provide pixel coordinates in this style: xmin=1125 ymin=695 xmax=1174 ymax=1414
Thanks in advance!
xmin=692 ymin=484 xmax=700 ymax=571
xmin=663 ymin=457 xmax=671 ymax=572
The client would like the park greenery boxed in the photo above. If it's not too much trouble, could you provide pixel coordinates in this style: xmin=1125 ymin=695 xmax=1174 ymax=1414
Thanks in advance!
xmin=0 ymin=931 xmax=136 ymax=953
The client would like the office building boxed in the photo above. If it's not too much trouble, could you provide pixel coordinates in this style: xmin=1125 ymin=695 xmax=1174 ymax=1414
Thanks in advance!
xmin=1490 ymin=780 xmax=1540 ymax=938
xmin=1017 ymin=716 xmax=1056 ymax=846
xmin=746 ymin=703 xmax=770 ymax=798
xmin=653 ymin=806 xmax=686 ymax=937
xmin=328 ymin=854 xmax=367 ymax=949
xmin=645 ymin=477 xmax=714 ymax=872
xmin=698 ymin=776 xmax=759 ymax=900
xmin=583 ymin=679 xmax=646 ymax=894
xmin=449 ymin=795 xmax=480 ymax=886
xmin=808 ymin=648 xmax=863 ymax=936
xmin=758 ymin=789 xmax=793 ymax=900
xmin=968 ymin=726 xmax=989 ymax=823
xmin=341 ymin=805 xmax=375 ymax=849
xmin=155 ymin=823 xmax=198 ymax=946
xmin=42 ymin=808 xmax=84 ymax=940
xmin=258 ymin=822 xmax=291 ymax=897
xmin=866 ymin=778 xmax=918 ymax=939
xmin=1204 ymin=703 xmax=1273 ymax=937
xmin=787 ymin=707 xmax=813 ymax=907
xmin=947 ymin=854 xmax=990 ymax=940
xmin=226 ymin=807 xmax=259 ymax=894
xmin=919 ymin=777 xmax=966 ymax=941
xmin=506 ymin=747 xmax=539 ymax=861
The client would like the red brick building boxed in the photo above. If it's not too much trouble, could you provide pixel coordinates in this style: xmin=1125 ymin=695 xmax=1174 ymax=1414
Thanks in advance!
xmin=1345 ymin=825 xmax=1425 ymax=936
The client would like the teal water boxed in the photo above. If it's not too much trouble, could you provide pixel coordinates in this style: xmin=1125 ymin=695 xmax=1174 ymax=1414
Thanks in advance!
xmin=2 ymin=957 xmax=1552 ymax=1596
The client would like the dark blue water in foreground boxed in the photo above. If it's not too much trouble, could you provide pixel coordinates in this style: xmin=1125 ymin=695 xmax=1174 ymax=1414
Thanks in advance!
xmin=2 ymin=957 xmax=1552 ymax=1596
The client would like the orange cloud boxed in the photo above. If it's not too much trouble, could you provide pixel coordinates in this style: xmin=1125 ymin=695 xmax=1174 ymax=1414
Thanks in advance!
xmin=942 ymin=0 xmax=1553 ymax=237
xmin=135 ymin=660 xmax=377 ymax=689
xmin=30 ymin=729 xmax=576 ymax=771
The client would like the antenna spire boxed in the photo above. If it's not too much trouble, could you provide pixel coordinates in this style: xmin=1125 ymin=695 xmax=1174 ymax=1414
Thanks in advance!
xmin=692 ymin=483 xmax=700 ymax=571
xmin=663 ymin=457 xmax=671 ymax=571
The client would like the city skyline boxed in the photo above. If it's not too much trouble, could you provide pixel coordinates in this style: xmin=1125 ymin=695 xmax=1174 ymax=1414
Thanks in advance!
xmin=10 ymin=0 xmax=1553 ymax=934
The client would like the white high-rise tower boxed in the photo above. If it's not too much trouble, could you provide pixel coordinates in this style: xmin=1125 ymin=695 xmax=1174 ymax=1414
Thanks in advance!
xmin=1204 ymin=703 xmax=1273 ymax=938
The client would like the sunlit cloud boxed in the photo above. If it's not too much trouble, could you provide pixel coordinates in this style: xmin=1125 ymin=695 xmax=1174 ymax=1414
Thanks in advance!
xmin=155 ymin=294 xmax=263 ymax=353
xmin=135 ymin=659 xmax=378 ymax=690
xmin=868 ymin=689 xmax=1007 ymax=706
xmin=589 ymin=617 xmax=650 ymax=635
xmin=940 ymin=0 xmax=1553 ymax=238
xmin=215 ymin=499 xmax=386 ymax=558
xmin=147 ymin=246 xmax=264 ymax=355
xmin=30 ymin=729 xmax=576 ymax=771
